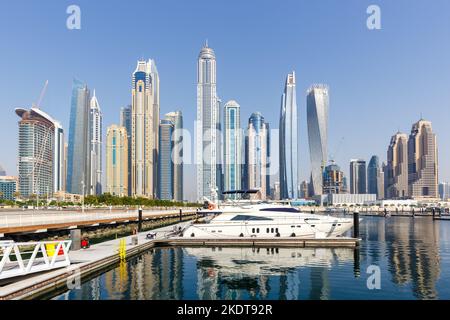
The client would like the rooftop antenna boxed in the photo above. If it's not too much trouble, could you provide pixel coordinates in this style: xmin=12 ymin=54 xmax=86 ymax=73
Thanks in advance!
xmin=33 ymin=80 xmax=48 ymax=109
xmin=205 ymin=39 xmax=208 ymax=47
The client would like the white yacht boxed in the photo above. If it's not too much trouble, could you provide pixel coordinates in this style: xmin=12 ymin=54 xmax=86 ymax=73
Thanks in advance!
xmin=182 ymin=202 xmax=355 ymax=239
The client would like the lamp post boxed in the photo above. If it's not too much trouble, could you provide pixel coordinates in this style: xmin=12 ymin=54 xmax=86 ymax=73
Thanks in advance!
xmin=81 ymin=178 xmax=85 ymax=214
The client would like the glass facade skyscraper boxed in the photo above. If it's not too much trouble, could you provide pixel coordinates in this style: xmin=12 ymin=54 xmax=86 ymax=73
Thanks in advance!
xmin=367 ymin=155 xmax=380 ymax=196
xmin=131 ymin=59 xmax=160 ymax=198
xmin=165 ymin=111 xmax=183 ymax=201
xmin=196 ymin=42 xmax=221 ymax=202
xmin=279 ymin=72 xmax=298 ymax=200
xmin=307 ymin=84 xmax=329 ymax=196
xmin=67 ymin=79 xmax=90 ymax=195
xmin=158 ymin=119 xmax=174 ymax=200
xmin=223 ymin=100 xmax=242 ymax=194
xmin=350 ymin=159 xmax=367 ymax=194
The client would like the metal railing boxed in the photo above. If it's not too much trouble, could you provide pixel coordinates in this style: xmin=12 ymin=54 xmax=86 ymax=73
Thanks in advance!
xmin=0 ymin=240 xmax=72 ymax=280
xmin=0 ymin=209 xmax=197 ymax=229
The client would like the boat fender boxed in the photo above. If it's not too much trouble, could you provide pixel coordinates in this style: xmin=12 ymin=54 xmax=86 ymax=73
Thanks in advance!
xmin=190 ymin=233 xmax=195 ymax=237
xmin=239 ymin=233 xmax=244 ymax=237
xmin=276 ymin=233 xmax=280 ymax=237
xmin=290 ymin=233 xmax=296 ymax=237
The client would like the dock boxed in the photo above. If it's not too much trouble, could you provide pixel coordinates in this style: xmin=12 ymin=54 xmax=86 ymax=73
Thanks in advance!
xmin=153 ymin=237 xmax=359 ymax=248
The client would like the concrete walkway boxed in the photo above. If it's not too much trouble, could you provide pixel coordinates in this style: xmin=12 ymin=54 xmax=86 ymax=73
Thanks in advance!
xmin=0 ymin=221 xmax=191 ymax=300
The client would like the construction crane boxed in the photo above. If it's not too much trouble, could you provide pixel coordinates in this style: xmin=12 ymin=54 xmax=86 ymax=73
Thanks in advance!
xmin=328 ymin=136 xmax=345 ymax=164
xmin=33 ymin=80 xmax=49 ymax=109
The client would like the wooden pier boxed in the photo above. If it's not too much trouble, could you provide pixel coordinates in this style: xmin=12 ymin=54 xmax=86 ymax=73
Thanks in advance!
xmin=153 ymin=237 xmax=360 ymax=248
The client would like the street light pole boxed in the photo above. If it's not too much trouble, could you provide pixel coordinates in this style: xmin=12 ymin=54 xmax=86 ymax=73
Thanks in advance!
xmin=81 ymin=177 xmax=85 ymax=214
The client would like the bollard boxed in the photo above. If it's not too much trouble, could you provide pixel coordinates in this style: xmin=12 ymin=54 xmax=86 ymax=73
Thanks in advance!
xmin=138 ymin=207 xmax=143 ymax=232
xmin=432 ymin=208 xmax=436 ymax=220
xmin=70 ymin=229 xmax=81 ymax=251
xmin=353 ymin=211 xmax=360 ymax=238
xmin=179 ymin=209 xmax=182 ymax=222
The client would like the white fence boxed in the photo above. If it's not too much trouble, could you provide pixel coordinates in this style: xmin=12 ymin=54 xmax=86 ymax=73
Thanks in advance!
xmin=0 ymin=240 xmax=72 ymax=280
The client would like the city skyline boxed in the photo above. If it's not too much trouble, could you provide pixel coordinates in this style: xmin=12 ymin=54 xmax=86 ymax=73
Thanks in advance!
xmin=1 ymin=1 xmax=450 ymax=202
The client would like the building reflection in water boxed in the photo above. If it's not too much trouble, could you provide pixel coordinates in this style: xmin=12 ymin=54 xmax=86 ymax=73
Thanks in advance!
xmin=384 ymin=218 xmax=440 ymax=299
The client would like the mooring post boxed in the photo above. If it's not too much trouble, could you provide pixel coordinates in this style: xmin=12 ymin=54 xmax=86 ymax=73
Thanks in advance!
xmin=179 ymin=209 xmax=182 ymax=222
xmin=138 ymin=207 xmax=143 ymax=232
xmin=353 ymin=211 xmax=360 ymax=238
xmin=432 ymin=208 xmax=436 ymax=220
xmin=70 ymin=229 xmax=81 ymax=251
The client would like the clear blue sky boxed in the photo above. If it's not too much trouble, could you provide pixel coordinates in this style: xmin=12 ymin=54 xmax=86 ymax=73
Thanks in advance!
xmin=1 ymin=0 xmax=449 ymax=201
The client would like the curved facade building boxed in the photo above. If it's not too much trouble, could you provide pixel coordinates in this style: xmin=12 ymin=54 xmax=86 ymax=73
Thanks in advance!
xmin=223 ymin=100 xmax=242 ymax=193
xmin=306 ymin=84 xmax=329 ymax=196
xmin=196 ymin=42 xmax=220 ymax=201
xmin=16 ymin=107 xmax=62 ymax=197
xmin=279 ymin=72 xmax=298 ymax=200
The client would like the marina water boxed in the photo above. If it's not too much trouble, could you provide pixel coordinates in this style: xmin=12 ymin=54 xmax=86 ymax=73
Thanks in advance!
xmin=52 ymin=216 xmax=450 ymax=300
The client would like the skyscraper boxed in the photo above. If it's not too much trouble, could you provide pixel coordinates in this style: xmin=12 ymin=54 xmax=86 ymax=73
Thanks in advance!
xmin=246 ymin=112 xmax=270 ymax=200
xmin=63 ymin=142 xmax=68 ymax=192
xmin=323 ymin=162 xmax=345 ymax=194
xmin=378 ymin=162 xmax=385 ymax=200
xmin=89 ymin=91 xmax=102 ymax=195
xmin=307 ymin=84 xmax=329 ymax=196
xmin=386 ymin=132 xmax=409 ymax=199
xmin=158 ymin=119 xmax=174 ymax=200
xmin=131 ymin=59 xmax=160 ymax=198
xmin=0 ymin=164 xmax=6 ymax=176
xmin=67 ymin=79 xmax=90 ymax=195
xmin=15 ymin=107 xmax=58 ymax=197
xmin=349 ymin=159 xmax=366 ymax=194
xmin=408 ymin=119 xmax=438 ymax=199
xmin=223 ymin=100 xmax=242 ymax=194
xmin=367 ymin=156 xmax=381 ymax=198
xmin=53 ymin=120 xmax=64 ymax=193
xmin=196 ymin=42 xmax=220 ymax=201
xmin=165 ymin=111 xmax=183 ymax=201
xmin=439 ymin=182 xmax=449 ymax=200
xmin=279 ymin=72 xmax=298 ymax=200
xmin=120 ymin=105 xmax=132 ymax=196
xmin=105 ymin=125 xmax=128 ymax=197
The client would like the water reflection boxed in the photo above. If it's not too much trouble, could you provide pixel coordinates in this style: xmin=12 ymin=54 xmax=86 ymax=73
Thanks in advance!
xmin=53 ymin=217 xmax=450 ymax=300
xmin=191 ymin=247 xmax=354 ymax=300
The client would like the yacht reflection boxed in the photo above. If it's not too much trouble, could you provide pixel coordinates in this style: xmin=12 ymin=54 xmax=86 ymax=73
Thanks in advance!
xmin=186 ymin=246 xmax=354 ymax=299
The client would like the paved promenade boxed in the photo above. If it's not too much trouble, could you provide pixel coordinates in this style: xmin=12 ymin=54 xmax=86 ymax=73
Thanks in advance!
xmin=0 ymin=208 xmax=197 ymax=235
